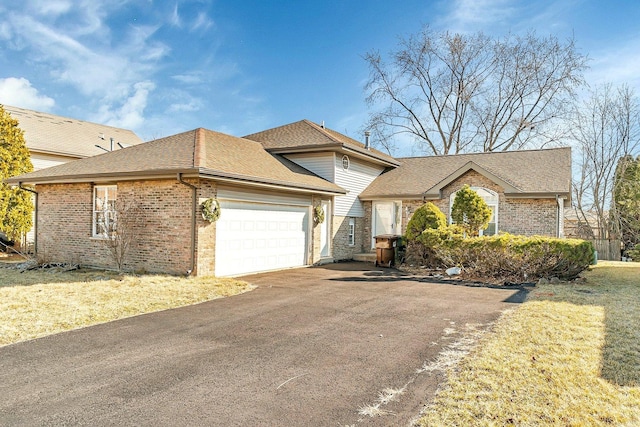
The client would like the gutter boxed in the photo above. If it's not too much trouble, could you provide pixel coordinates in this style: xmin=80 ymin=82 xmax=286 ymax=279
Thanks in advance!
xmin=177 ymin=173 xmax=197 ymax=276
xmin=18 ymin=183 xmax=38 ymax=256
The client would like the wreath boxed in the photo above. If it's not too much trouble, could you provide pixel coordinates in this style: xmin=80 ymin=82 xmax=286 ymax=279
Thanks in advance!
xmin=314 ymin=205 xmax=325 ymax=224
xmin=201 ymin=198 xmax=221 ymax=222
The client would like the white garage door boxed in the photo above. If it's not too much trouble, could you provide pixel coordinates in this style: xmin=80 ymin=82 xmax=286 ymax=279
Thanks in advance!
xmin=215 ymin=200 xmax=310 ymax=277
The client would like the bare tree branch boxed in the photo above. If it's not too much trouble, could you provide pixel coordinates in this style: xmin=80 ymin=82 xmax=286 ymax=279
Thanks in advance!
xmin=364 ymin=27 xmax=587 ymax=155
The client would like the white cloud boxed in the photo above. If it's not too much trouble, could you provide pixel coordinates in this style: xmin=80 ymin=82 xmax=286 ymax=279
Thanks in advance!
xmin=0 ymin=77 xmax=55 ymax=110
xmin=192 ymin=11 xmax=214 ymax=32
xmin=35 ymin=0 xmax=73 ymax=17
xmin=436 ymin=0 xmax=517 ymax=32
xmin=587 ymin=38 xmax=640 ymax=89
xmin=171 ymin=72 xmax=204 ymax=85
xmin=94 ymin=81 xmax=156 ymax=130
xmin=170 ymin=3 xmax=182 ymax=28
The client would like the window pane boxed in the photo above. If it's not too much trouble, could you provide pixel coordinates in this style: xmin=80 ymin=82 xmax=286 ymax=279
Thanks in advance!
xmin=485 ymin=223 xmax=496 ymax=235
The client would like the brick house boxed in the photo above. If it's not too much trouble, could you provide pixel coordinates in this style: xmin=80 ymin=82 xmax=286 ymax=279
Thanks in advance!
xmin=6 ymin=120 xmax=571 ymax=276
xmin=2 ymin=105 xmax=143 ymax=248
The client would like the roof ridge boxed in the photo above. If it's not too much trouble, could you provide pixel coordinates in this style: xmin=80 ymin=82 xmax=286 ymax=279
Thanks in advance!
xmin=301 ymin=119 xmax=343 ymax=145
xmin=397 ymin=146 xmax=571 ymax=160
xmin=194 ymin=128 xmax=207 ymax=168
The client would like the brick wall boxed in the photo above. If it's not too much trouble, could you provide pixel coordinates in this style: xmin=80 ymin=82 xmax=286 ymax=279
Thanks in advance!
xmin=433 ymin=170 xmax=559 ymax=236
xmin=195 ymin=180 xmax=218 ymax=276
xmin=358 ymin=170 xmax=560 ymax=246
xmin=331 ymin=215 xmax=364 ymax=260
xmin=36 ymin=180 xmax=194 ymax=275
xmin=311 ymin=196 xmax=323 ymax=264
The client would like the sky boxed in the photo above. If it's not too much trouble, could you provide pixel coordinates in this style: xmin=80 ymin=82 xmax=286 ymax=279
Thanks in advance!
xmin=1 ymin=0 xmax=639 ymax=155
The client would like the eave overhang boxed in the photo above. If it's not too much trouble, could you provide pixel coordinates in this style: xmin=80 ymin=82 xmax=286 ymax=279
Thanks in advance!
xmin=5 ymin=167 xmax=346 ymax=196
xmin=266 ymin=143 xmax=400 ymax=168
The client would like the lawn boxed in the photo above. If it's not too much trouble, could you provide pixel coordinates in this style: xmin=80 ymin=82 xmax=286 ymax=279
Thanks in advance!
xmin=417 ymin=261 xmax=640 ymax=426
xmin=0 ymin=266 xmax=254 ymax=347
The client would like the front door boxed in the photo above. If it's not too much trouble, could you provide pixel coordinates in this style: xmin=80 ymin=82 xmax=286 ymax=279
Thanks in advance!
xmin=372 ymin=201 xmax=401 ymax=248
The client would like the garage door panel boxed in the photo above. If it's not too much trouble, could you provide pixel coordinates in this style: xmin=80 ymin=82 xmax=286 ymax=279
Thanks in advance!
xmin=215 ymin=200 xmax=309 ymax=277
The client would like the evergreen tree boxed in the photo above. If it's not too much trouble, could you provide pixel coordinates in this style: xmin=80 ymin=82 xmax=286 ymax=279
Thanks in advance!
xmin=450 ymin=185 xmax=492 ymax=237
xmin=0 ymin=104 xmax=34 ymax=242
xmin=613 ymin=155 xmax=640 ymax=255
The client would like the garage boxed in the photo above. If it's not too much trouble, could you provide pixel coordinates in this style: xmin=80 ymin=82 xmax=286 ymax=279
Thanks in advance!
xmin=214 ymin=190 xmax=311 ymax=277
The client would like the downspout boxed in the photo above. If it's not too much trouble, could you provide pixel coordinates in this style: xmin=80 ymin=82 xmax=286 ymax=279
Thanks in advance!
xmin=19 ymin=183 xmax=38 ymax=256
xmin=556 ymin=195 xmax=565 ymax=238
xmin=177 ymin=173 xmax=197 ymax=276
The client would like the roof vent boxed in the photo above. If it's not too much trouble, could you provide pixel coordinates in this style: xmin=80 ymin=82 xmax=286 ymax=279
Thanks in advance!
xmin=364 ymin=131 xmax=371 ymax=150
xmin=321 ymin=120 xmax=325 ymax=129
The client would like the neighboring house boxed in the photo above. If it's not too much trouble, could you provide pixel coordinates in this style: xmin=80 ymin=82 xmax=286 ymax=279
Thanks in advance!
xmin=2 ymin=105 xmax=144 ymax=247
xmin=6 ymin=120 xmax=572 ymax=276
xmin=5 ymin=105 xmax=143 ymax=170
xmin=563 ymin=208 xmax=604 ymax=239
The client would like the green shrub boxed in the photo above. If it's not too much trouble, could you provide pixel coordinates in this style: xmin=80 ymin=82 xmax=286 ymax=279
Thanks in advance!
xmin=450 ymin=185 xmax=492 ymax=237
xmin=627 ymin=243 xmax=640 ymax=261
xmin=407 ymin=232 xmax=595 ymax=282
xmin=405 ymin=202 xmax=447 ymax=242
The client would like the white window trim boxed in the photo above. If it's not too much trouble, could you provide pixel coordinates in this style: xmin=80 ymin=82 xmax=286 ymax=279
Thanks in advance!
xmin=93 ymin=185 xmax=117 ymax=238
xmin=449 ymin=187 xmax=499 ymax=236
xmin=348 ymin=217 xmax=355 ymax=246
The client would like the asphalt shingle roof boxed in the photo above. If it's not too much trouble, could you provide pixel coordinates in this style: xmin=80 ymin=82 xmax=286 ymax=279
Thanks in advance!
xmin=244 ymin=120 xmax=399 ymax=166
xmin=6 ymin=128 xmax=345 ymax=195
xmin=359 ymin=147 xmax=572 ymax=199
xmin=4 ymin=105 xmax=144 ymax=158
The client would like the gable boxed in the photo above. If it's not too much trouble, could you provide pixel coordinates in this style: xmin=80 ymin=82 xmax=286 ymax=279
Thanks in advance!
xmin=360 ymin=147 xmax=572 ymax=200
xmin=423 ymin=161 xmax=520 ymax=199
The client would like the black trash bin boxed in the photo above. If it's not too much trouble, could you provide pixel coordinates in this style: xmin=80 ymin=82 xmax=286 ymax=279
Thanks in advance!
xmin=374 ymin=234 xmax=400 ymax=267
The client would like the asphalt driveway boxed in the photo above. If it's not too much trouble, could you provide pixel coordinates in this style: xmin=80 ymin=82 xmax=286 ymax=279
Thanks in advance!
xmin=0 ymin=262 xmax=525 ymax=426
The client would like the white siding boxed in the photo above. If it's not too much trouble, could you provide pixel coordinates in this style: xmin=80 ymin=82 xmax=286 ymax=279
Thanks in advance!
xmin=31 ymin=153 xmax=78 ymax=171
xmin=335 ymin=157 xmax=385 ymax=217
xmin=217 ymin=186 xmax=312 ymax=206
xmin=284 ymin=153 xmax=335 ymax=182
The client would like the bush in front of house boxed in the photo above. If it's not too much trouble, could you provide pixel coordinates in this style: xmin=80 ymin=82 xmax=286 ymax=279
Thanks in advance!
xmin=405 ymin=202 xmax=447 ymax=241
xmin=410 ymin=232 xmax=594 ymax=282
xmin=450 ymin=185 xmax=492 ymax=237
xmin=404 ymin=203 xmax=450 ymax=267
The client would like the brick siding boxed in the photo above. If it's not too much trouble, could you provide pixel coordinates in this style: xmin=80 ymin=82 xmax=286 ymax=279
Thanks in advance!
xmin=359 ymin=170 xmax=560 ymax=247
xmin=37 ymin=180 xmax=195 ymax=275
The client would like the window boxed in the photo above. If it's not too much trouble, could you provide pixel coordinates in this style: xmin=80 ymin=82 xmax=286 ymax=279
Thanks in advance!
xmin=348 ymin=218 xmax=355 ymax=246
xmin=342 ymin=155 xmax=350 ymax=171
xmin=93 ymin=185 xmax=117 ymax=237
xmin=449 ymin=187 xmax=498 ymax=236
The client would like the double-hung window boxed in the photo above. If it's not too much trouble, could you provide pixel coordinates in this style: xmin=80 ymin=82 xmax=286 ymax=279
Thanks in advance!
xmin=348 ymin=218 xmax=355 ymax=246
xmin=93 ymin=185 xmax=117 ymax=237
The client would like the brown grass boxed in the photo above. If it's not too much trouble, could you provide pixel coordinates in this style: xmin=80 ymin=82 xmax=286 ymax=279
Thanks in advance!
xmin=417 ymin=261 xmax=640 ymax=426
xmin=0 ymin=267 xmax=254 ymax=346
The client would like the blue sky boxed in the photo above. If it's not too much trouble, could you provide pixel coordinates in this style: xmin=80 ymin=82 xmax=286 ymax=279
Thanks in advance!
xmin=1 ymin=0 xmax=639 ymax=153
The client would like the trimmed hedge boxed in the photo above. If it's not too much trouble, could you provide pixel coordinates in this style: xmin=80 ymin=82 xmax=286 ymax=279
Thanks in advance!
xmin=410 ymin=231 xmax=594 ymax=282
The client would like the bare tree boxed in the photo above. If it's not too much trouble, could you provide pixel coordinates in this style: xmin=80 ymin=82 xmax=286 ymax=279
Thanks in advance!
xmin=101 ymin=197 xmax=145 ymax=271
xmin=571 ymin=84 xmax=640 ymax=240
xmin=364 ymin=27 xmax=587 ymax=155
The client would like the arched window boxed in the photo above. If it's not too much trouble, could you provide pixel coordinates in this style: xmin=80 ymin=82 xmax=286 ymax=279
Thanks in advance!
xmin=450 ymin=187 xmax=499 ymax=236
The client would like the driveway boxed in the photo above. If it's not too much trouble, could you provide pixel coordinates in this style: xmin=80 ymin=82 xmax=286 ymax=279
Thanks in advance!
xmin=0 ymin=262 xmax=525 ymax=426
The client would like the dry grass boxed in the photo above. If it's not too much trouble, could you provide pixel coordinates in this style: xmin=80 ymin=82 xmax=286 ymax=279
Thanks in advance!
xmin=417 ymin=261 xmax=640 ymax=426
xmin=0 ymin=267 xmax=254 ymax=346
